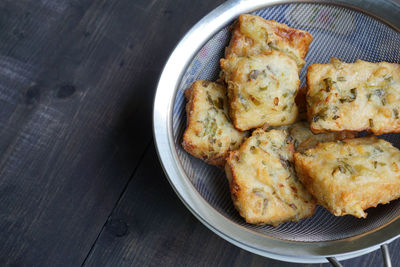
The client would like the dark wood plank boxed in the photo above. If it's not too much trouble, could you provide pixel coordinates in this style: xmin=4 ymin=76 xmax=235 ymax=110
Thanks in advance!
xmin=83 ymin=143 xmax=400 ymax=267
xmin=83 ymin=144 xmax=288 ymax=267
xmin=0 ymin=0 xmax=188 ymax=265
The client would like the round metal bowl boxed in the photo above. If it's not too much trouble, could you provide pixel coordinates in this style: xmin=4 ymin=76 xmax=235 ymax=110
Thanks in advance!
xmin=153 ymin=0 xmax=400 ymax=263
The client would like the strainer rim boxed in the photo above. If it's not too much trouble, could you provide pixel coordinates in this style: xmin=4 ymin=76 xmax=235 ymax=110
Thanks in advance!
xmin=153 ymin=0 xmax=400 ymax=263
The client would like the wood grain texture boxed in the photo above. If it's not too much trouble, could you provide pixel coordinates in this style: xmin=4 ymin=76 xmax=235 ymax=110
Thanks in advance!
xmin=83 ymin=144 xmax=400 ymax=267
xmin=0 ymin=0 xmax=159 ymax=265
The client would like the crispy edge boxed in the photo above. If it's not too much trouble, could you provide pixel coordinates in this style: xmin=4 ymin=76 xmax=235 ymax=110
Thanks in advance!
xmin=337 ymin=182 xmax=400 ymax=218
xmin=226 ymin=14 xmax=313 ymax=66
xmin=181 ymin=81 xmax=226 ymax=168
xmin=220 ymin=58 xmax=252 ymax=132
xmin=224 ymin=19 xmax=245 ymax=58
xmin=224 ymin=151 xmax=251 ymax=221
xmin=270 ymin=17 xmax=313 ymax=61
xmin=306 ymin=63 xmax=320 ymax=131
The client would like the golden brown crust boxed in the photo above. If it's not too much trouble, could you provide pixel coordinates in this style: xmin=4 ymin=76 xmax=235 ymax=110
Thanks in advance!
xmin=182 ymin=80 xmax=248 ymax=168
xmin=294 ymin=137 xmax=400 ymax=218
xmin=225 ymin=14 xmax=313 ymax=70
xmin=306 ymin=58 xmax=400 ymax=135
xmin=225 ymin=129 xmax=316 ymax=226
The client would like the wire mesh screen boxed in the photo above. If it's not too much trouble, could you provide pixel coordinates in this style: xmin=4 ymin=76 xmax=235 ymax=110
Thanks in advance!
xmin=172 ymin=3 xmax=400 ymax=242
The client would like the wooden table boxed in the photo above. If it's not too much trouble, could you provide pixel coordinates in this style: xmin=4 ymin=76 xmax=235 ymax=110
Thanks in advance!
xmin=0 ymin=0 xmax=399 ymax=266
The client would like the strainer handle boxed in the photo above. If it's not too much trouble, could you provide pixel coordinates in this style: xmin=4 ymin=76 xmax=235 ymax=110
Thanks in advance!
xmin=381 ymin=244 xmax=392 ymax=267
xmin=326 ymin=244 xmax=392 ymax=267
xmin=327 ymin=257 xmax=343 ymax=267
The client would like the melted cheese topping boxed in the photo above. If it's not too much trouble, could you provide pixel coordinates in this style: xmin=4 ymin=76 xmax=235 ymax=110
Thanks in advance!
xmin=294 ymin=137 xmax=400 ymax=218
xmin=182 ymin=81 xmax=248 ymax=167
xmin=221 ymin=51 xmax=300 ymax=131
xmin=307 ymin=58 xmax=400 ymax=135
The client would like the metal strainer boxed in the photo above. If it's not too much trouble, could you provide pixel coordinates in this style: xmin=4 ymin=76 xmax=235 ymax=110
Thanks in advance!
xmin=153 ymin=0 xmax=400 ymax=265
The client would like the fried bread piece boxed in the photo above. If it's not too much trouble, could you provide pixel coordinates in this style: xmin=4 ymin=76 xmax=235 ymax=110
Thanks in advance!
xmin=225 ymin=14 xmax=313 ymax=69
xmin=294 ymin=136 xmax=400 ymax=218
xmin=288 ymin=121 xmax=356 ymax=151
xmin=221 ymin=51 xmax=300 ymax=131
xmin=225 ymin=128 xmax=316 ymax=226
xmin=182 ymin=81 xmax=248 ymax=168
xmin=307 ymin=58 xmax=400 ymax=135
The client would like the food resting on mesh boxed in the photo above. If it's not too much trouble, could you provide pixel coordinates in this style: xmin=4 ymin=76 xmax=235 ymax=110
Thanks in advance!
xmin=182 ymin=14 xmax=400 ymax=226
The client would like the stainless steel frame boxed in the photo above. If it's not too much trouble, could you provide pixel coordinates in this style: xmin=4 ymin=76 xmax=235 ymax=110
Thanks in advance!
xmin=153 ymin=0 xmax=400 ymax=263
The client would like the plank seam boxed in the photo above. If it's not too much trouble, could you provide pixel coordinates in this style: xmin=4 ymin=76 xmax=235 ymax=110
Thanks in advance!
xmin=80 ymin=138 xmax=153 ymax=266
